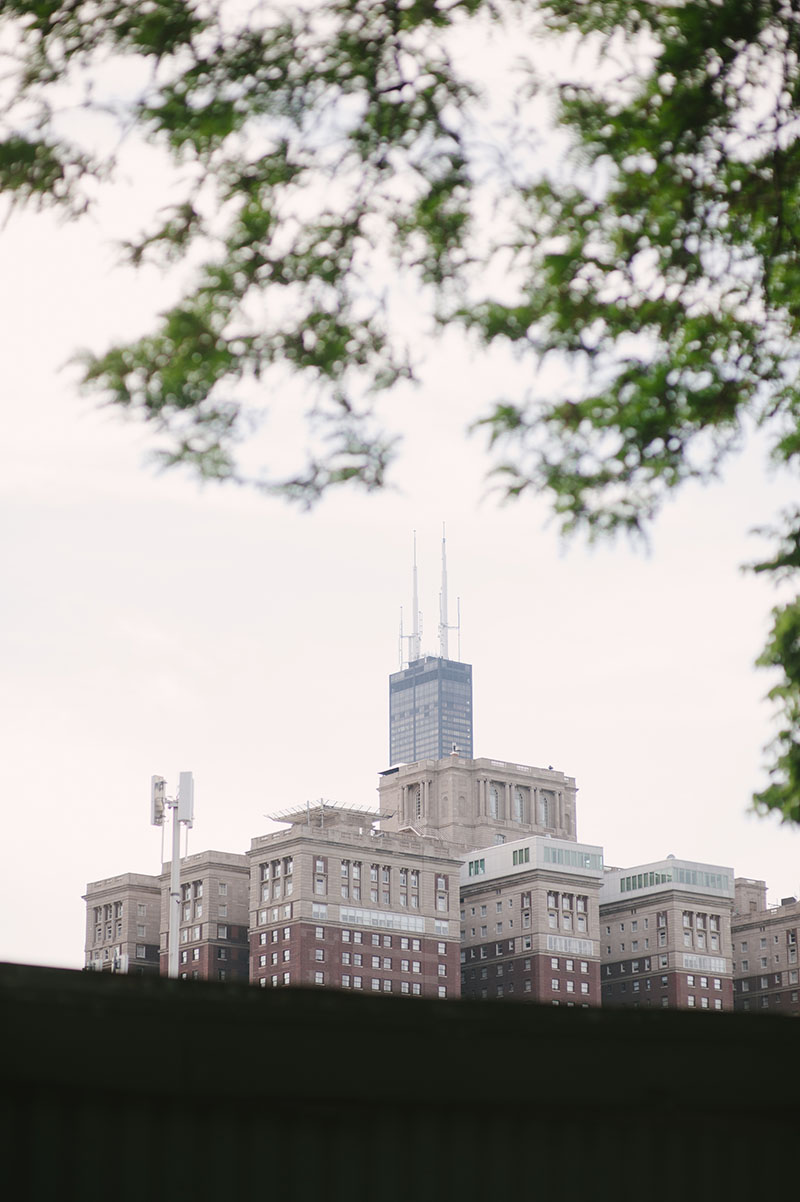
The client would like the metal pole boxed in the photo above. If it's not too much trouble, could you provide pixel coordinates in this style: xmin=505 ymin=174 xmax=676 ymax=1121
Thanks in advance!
xmin=168 ymin=801 xmax=181 ymax=978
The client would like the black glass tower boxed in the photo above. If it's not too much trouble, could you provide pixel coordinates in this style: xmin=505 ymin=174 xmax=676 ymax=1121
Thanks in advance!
xmin=389 ymin=656 xmax=473 ymax=765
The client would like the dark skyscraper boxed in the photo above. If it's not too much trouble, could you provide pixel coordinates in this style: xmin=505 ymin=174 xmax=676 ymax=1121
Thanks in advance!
xmin=389 ymin=656 xmax=473 ymax=764
xmin=389 ymin=530 xmax=473 ymax=765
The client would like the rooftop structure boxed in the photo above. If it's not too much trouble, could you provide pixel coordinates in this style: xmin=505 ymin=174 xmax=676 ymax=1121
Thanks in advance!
xmin=379 ymin=754 xmax=578 ymax=852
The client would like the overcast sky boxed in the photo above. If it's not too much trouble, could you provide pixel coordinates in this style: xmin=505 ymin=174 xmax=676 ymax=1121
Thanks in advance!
xmin=3 ymin=11 xmax=800 ymax=971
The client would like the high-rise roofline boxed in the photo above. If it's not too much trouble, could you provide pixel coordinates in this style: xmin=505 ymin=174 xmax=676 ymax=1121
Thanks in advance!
xmin=391 ymin=530 xmax=473 ymax=764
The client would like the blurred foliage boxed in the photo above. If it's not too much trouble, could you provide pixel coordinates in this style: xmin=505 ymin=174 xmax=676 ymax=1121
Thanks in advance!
xmin=3 ymin=0 xmax=800 ymax=820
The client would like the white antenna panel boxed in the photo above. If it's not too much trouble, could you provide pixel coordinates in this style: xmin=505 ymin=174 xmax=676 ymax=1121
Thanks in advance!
xmin=177 ymin=771 xmax=194 ymax=824
xmin=150 ymin=775 xmax=166 ymax=826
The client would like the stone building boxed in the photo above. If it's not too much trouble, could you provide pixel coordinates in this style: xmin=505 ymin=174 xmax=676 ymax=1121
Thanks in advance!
xmin=731 ymin=879 xmax=800 ymax=1015
xmin=159 ymin=849 xmax=250 ymax=983
xmin=379 ymin=752 xmax=578 ymax=852
xmin=248 ymin=802 xmax=463 ymax=998
xmin=83 ymin=872 xmax=161 ymax=974
xmin=459 ymin=834 xmax=605 ymax=1004
xmin=599 ymin=857 xmax=735 ymax=1010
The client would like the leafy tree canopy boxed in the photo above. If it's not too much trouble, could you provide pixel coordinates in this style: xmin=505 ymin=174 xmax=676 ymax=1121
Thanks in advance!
xmin=3 ymin=0 xmax=800 ymax=822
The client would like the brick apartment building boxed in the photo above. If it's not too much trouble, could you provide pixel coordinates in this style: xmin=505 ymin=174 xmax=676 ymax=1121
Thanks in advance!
xmin=459 ymin=834 xmax=604 ymax=1004
xmin=159 ymin=849 xmax=250 ymax=983
xmin=248 ymin=802 xmax=462 ymax=998
xmin=600 ymin=857 xmax=735 ymax=1010
xmin=732 ymin=878 xmax=800 ymax=1015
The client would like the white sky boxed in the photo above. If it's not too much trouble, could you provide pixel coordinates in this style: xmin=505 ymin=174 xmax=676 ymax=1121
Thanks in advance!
xmin=2 ymin=10 xmax=800 ymax=970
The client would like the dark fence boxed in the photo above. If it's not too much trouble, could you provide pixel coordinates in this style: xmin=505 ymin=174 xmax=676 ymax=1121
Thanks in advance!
xmin=1 ymin=962 xmax=797 ymax=1200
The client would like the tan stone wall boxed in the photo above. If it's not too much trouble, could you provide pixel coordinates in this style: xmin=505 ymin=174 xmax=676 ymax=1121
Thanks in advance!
xmin=379 ymin=755 xmax=578 ymax=851
xmin=83 ymin=873 xmax=161 ymax=972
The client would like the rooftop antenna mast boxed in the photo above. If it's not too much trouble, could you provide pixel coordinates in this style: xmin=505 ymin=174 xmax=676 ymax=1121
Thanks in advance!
xmin=411 ymin=530 xmax=421 ymax=662
xmin=151 ymin=771 xmax=194 ymax=979
xmin=399 ymin=531 xmax=423 ymax=666
xmin=438 ymin=522 xmax=462 ymax=661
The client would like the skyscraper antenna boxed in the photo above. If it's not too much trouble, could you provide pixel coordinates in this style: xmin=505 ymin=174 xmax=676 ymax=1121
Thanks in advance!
xmin=399 ymin=606 xmax=404 ymax=669
xmin=410 ymin=530 xmax=421 ymax=662
xmin=457 ymin=596 xmax=462 ymax=661
xmin=439 ymin=522 xmax=449 ymax=659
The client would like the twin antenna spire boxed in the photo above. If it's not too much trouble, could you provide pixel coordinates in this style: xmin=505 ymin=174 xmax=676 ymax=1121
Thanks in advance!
xmin=399 ymin=525 xmax=461 ymax=667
